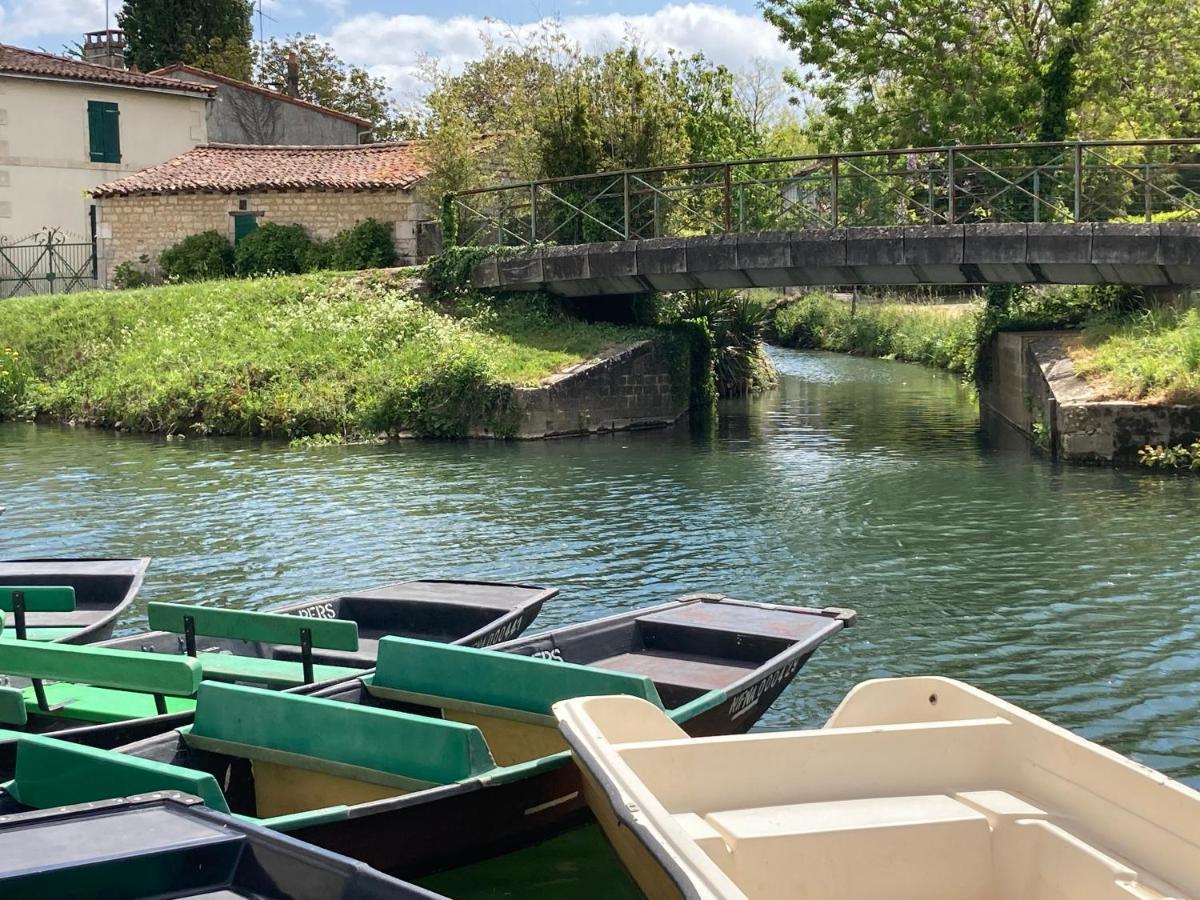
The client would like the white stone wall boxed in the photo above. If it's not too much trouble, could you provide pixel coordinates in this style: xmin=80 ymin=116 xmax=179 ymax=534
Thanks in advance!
xmin=0 ymin=75 xmax=208 ymax=241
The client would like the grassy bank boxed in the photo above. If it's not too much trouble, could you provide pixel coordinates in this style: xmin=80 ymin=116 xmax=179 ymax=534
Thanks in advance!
xmin=1071 ymin=305 xmax=1200 ymax=403
xmin=773 ymin=293 xmax=980 ymax=374
xmin=0 ymin=271 xmax=650 ymax=439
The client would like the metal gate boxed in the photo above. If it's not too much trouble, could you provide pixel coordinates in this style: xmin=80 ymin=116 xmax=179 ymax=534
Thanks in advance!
xmin=0 ymin=226 xmax=98 ymax=299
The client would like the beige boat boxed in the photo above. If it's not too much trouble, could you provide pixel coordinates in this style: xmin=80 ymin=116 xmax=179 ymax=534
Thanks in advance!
xmin=553 ymin=676 xmax=1200 ymax=900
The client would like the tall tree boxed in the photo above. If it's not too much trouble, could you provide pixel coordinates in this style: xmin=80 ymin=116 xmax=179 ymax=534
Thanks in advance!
xmin=255 ymin=35 xmax=414 ymax=141
xmin=118 ymin=0 xmax=253 ymax=79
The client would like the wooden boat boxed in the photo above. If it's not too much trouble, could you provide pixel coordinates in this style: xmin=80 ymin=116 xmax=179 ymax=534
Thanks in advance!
xmin=0 ymin=599 xmax=851 ymax=877
xmin=553 ymin=676 xmax=1200 ymax=900
xmin=495 ymin=594 xmax=856 ymax=736
xmin=0 ymin=583 xmax=550 ymax=776
xmin=100 ymin=578 xmax=556 ymax=664
xmin=0 ymin=558 xmax=148 ymax=644
xmin=0 ymin=788 xmax=447 ymax=899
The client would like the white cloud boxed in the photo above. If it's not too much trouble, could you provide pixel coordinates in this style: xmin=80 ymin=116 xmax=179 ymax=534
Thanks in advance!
xmin=0 ymin=0 xmax=108 ymax=44
xmin=326 ymin=4 xmax=796 ymax=103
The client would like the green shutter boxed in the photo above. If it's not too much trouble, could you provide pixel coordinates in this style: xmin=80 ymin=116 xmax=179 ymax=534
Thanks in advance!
xmin=233 ymin=213 xmax=258 ymax=244
xmin=87 ymin=100 xmax=120 ymax=164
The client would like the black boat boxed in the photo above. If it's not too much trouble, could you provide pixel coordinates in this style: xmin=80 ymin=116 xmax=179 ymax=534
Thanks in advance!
xmin=98 ymin=578 xmax=557 ymax=665
xmin=0 ymin=791 xmax=446 ymax=899
xmin=0 ymin=558 xmax=149 ymax=644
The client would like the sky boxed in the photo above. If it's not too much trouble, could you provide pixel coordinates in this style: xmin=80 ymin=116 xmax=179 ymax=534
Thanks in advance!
xmin=0 ymin=0 xmax=799 ymax=106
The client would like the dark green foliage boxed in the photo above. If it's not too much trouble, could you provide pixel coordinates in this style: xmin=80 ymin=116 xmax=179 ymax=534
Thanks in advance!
xmin=1038 ymin=0 xmax=1096 ymax=142
xmin=441 ymin=194 xmax=458 ymax=249
xmin=159 ymin=231 xmax=235 ymax=282
xmin=425 ymin=246 xmax=512 ymax=299
xmin=663 ymin=290 xmax=776 ymax=396
xmin=0 ymin=347 xmax=30 ymax=420
xmin=331 ymin=219 xmax=397 ymax=271
xmin=111 ymin=260 xmax=154 ymax=290
xmin=234 ymin=223 xmax=313 ymax=276
xmin=118 ymin=0 xmax=253 ymax=78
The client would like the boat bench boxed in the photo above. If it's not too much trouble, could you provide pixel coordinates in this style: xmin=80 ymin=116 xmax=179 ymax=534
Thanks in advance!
xmin=183 ymin=682 xmax=496 ymax=791
xmin=147 ymin=603 xmax=361 ymax=687
xmin=0 ymin=587 xmax=76 ymax=643
xmin=2 ymin=731 xmax=229 ymax=813
xmin=365 ymin=636 xmax=666 ymax=725
xmin=0 ymin=640 xmax=204 ymax=725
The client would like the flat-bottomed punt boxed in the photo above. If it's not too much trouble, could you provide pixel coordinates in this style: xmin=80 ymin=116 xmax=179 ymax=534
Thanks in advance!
xmin=0 ymin=790 xmax=446 ymax=899
xmin=553 ymin=676 xmax=1200 ymax=900
xmin=496 ymin=595 xmax=855 ymax=735
xmin=100 ymin=578 xmax=556 ymax=665
xmin=0 ymin=558 xmax=149 ymax=643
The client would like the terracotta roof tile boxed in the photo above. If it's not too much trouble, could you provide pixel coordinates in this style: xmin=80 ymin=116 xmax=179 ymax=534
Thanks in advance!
xmin=90 ymin=143 xmax=431 ymax=197
xmin=149 ymin=64 xmax=372 ymax=128
xmin=0 ymin=44 xmax=214 ymax=94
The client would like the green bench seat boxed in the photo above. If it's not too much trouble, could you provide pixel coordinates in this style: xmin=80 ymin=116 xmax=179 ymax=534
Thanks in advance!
xmin=365 ymin=636 xmax=665 ymax=724
xmin=194 ymin=652 xmax=362 ymax=688
xmin=0 ymin=687 xmax=25 ymax=726
xmin=147 ymin=603 xmax=357 ymax=650
xmin=0 ymin=639 xmax=203 ymax=725
xmin=2 ymin=732 xmax=229 ymax=813
xmin=183 ymin=682 xmax=496 ymax=790
xmin=0 ymin=587 xmax=76 ymax=614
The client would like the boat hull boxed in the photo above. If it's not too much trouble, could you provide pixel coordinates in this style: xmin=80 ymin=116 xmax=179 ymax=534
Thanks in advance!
xmin=0 ymin=558 xmax=148 ymax=644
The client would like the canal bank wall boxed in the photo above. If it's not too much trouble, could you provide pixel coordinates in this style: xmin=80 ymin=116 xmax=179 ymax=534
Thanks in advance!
xmin=979 ymin=330 xmax=1200 ymax=463
xmin=487 ymin=339 xmax=690 ymax=439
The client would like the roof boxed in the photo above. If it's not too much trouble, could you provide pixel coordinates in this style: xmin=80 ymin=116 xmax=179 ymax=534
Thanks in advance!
xmin=0 ymin=44 xmax=213 ymax=95
xmin=149 ymin=63 xmax=372 ymax=128
xmin=90 ymin=142 xmax=431 ymax=197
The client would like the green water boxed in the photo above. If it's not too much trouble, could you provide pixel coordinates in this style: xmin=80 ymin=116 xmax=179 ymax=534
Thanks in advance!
xmin=2 ymin=347 xmax=1198 ymax=895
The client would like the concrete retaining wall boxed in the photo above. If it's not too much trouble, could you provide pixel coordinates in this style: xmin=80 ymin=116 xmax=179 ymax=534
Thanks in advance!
xmin=979 ymin=330 xmax=1200 ymax=463
xmin=497 ymin=339 xmax=689 ymax=439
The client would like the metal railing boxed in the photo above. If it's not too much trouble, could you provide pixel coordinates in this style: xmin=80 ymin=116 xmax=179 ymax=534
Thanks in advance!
xmin=449 ymin=139 xmax=1200 ymax=248
xmin=0 ymin=228 xmax=98 ymax=298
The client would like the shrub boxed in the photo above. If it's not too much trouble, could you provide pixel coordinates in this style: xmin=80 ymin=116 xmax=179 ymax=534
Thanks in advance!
xmin=301 ymin=239 xmax=335 ymax=273
xmin=159 ymin=231 xmax=234 ymax=282
xmin=234 ymin=223 xmax=313 ymax=276
xmin=332 ymin=219 xmax=396 ymax=270
xmin=112 ymin=259 xmax=154 ymax=289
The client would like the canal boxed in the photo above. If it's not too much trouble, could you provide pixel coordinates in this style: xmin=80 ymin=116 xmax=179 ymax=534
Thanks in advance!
xmin=2 ymin=347 xmax=1198 ymax=896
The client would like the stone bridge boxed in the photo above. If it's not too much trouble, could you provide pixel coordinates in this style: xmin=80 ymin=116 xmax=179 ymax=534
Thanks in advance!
xmin=469 ymin=223 xmax=1200 ymax=295
xmin=450 ymin=139 xmax=1200 ymax=294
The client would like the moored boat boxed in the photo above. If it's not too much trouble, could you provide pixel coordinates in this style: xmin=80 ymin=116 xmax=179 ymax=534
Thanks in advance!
xmin=497 ymin=594 xmax=856 ymax=735
xmin=0 ymin=558 xmax=149 ymax=644
xmin=0 ymin=787 xmax=447 ymax=899
xmin=0 ymin=598 xmax=851 ymax=877
xmin=100 ymin=578 xmax=555 ymax=664
xmin=553 ymin=676 xmax=1200 ymax=900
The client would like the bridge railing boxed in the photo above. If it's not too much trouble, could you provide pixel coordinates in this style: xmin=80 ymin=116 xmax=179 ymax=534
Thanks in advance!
xmin=449 ymin=139 xmax=1200 ymax=248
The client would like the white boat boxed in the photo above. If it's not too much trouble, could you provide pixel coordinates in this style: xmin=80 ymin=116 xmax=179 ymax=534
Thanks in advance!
xmin=553 ymin=676 xmax=1200 ymax=900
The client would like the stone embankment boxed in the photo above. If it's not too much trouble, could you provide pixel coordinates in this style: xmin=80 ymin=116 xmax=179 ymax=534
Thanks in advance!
xmin=979 ymin=331 xmax=1200 ymax=463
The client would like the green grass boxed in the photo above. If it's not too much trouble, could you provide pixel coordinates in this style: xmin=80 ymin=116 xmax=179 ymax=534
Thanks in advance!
xmin=1072 ymin=305 xmax=1200 ymax=403
xmin=773 ymin=293 xmax=980 ymax=374
xmin=0 ymin=271 xmax=650 ymax=439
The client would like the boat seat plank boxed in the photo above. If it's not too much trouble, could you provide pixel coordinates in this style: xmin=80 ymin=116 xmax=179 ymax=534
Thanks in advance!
xmin=187 ymin=682 xmax=496 ymax=786
xmin=269 ymin=638 xmax=380 ymax=669
xmin=2 ymin=611 xmax=102 ymax=628
xmin=370 ymin=636 xmax=664 ymax=716
xmin=195 ymin=652 xmax=361 ymax=687
xmin=0 ymin=687 xmax=26 ymax=726
xmin=638 ymin=602 xmax=839 ymax=643
xmin=0 ymin=628 xmax=82 ymax=642
xmin=4 ymin=732 xmax=230 ymax=813
xmin=0 ymin=640 xmax=203 ymax=697
xmin=590 ymin=651 xmax=756 ymax=691
xmin=0 ymin=587 xmax=76 ymax=613
xmin=346 ymin=580 xmax=546 ymax=611
xmin=23 ymin=682 xmax=196 ymax=724
xmin=147 ymin=603 xmax=358 ymax=651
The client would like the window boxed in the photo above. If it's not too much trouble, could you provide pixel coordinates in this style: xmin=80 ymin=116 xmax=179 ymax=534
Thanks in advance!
xmin=87 ymin=101 xmax=120 ymax=163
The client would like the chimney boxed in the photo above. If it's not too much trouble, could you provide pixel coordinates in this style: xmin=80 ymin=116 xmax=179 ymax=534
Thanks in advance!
xmin=82 ymin=29 xmax=126 ymax=69
xmin=285 ymin=51 xmax=300 ymax=98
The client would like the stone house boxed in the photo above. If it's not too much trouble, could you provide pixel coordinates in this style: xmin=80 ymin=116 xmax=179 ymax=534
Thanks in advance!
xmin=0 ymin=43 xmax=211 ymax=243
xmin=90 ymin=142 xmax=434 ymax=283
xmin=149 ymin=63 xmax=372 ymax=146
